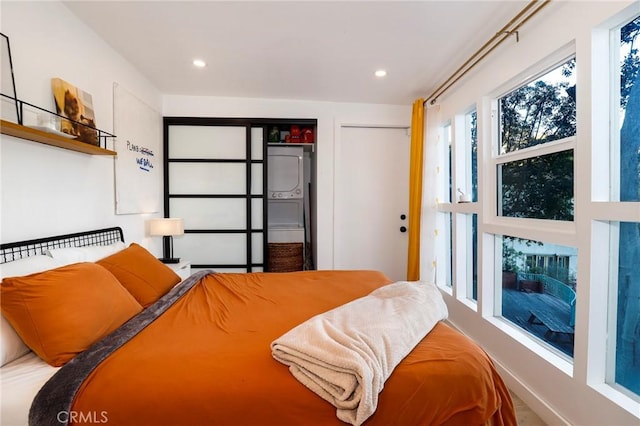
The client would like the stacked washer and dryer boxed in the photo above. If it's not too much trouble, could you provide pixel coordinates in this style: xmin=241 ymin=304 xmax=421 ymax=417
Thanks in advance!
xmin=267 ymin=146 xmax=307 ymax=269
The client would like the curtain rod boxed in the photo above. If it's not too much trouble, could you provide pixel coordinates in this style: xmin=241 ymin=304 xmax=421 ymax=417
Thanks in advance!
xmin=424 ymin=0 xmax=551 ymax=106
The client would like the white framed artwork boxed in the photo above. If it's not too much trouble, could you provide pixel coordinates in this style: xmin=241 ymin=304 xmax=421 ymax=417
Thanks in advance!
xmin=113 ymin=83 xmax=161 ymax=214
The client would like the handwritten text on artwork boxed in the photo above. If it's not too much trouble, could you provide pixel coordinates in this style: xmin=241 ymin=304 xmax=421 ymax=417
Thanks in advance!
xmin=127 ymin=140 xmax=155 ymax=172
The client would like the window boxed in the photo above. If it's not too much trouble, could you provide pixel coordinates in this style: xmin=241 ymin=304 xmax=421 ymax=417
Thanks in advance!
xmin=608 ymin=14 xmax=640 ymax=399
xmin=497 ymin=58 xmax=576 ymax=221
xmin=469 ymin=111 xmax=478 ymax=202
xmin=457 ymin=110 xmax=478 ymax=203
xmin=436 ymin=123 xmax=454 ymax=289
xmin=498 ymin=150 xmax=574 ymax=220
xmin=616 ymin=16 xmax=640 ymax=203
xmin=499 ymin=58 xmax=576 ymax=154
xmin=611 ymin=221 xmax=640 ymax=397
xmin=435 ymin=211 xmax=454 ymax=290
xmin=436 ymin=110 xmax=478 ymax=301
xmin=492 ymin=56 xmax=578 ymax=359
xmin=427 ymin=4 xmax=640 ymax=417
xmin=444 ymin=123 xmax=453 ymax=203
xmin=468 ymin=111 xmax=478 ymax=301
xmin=500 ymin=235 xmax=577 ymax=358
xmin=469 ymin=214 xmax=478 ymax=301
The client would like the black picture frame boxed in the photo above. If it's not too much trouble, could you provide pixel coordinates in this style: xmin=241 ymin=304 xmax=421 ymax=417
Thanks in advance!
xmin=0 ymin=32 xmax=20 ymax=124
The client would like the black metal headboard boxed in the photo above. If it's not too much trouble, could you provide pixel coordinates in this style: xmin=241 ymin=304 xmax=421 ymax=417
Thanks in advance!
xmin=0 ymin=227 xmax=124 ymax=264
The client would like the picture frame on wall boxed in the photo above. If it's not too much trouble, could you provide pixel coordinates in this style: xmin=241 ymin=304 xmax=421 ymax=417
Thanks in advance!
xmin=113 ymin=82 xmax=162 ymax=214
xmin=0 ymin=32 xmax=20 ymax=124
xmin=51 ymin=77 xmax=98 ymax=145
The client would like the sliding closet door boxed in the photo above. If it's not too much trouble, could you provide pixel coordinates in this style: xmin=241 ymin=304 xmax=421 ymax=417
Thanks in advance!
xmin=164 ymin=118 xmax=266 ymax=272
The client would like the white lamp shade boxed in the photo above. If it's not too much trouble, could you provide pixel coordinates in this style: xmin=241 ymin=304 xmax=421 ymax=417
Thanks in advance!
xmin=148 ymin=218 xmax=184 ymax=236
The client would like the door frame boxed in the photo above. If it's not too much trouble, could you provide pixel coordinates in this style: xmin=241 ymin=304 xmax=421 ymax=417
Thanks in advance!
xmin=163 ymin=116 xmax=317 ymax=272
xmin=332 ymin=120 xmax=411 ymax=270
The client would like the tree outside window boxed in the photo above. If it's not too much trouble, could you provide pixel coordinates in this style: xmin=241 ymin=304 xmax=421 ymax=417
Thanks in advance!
xmin=498 ymin=58 xmax=576 ymax=221
xmin=497 ymin=58 xmax=578 ymax=357
xmin=614 ymin=14 xmax=639 ymax=398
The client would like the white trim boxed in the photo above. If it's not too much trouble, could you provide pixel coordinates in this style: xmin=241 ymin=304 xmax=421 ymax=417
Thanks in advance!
xmin=441 ymin=122 xmax=453 ymax=204
xmin=438 ymin=201 xmax=478 ymax=214
xmin=485 ymin=316 xmax=574 ymax=375
xmin=590 ymin=383 xmax=640 ymax=419
xmin=590 ymin=202 xmax=640 ymax=221
xmin=339 ymin=123 xmax=409 ymax=129
xmin=592 ymin=24 xmax=613 ymax=203
xmin=454 ymin=212 xmax=468 ymax=300
xmin=458 ymin=291 xmax=478 ymax=312
xmin=483 ymin=219 xmax=577 ymax=248
xmin=606 ymin=221 xmax=620 ymax=389
xmin=494 ymin=136 xmax=575 ymax=164
xmin=492 ymin=355 xmax=573 ymax=426
xmin=489 ymin=42 xmax=577 ymax=100
xmin=609 ymin=25 xmax=622 ymax=202
xmin=332 ymin=119 xmax=341 ymax=270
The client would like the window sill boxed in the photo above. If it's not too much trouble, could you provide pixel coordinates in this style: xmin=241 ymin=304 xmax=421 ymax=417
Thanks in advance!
xmin=589 ymin=383 xmax=640 ymax=419
xmin=437 ymin=283 xmax=453 ymax=296
xmin=485 ymin=316 xmax=574 ymax=377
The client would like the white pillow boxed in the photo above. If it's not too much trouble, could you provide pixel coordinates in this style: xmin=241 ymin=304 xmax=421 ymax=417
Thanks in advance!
xmin=0 ymin=316 xmax=29 ymax=366
xmin=0 ymin=255 xmax=62 ymax=278
xmin=45 ymin=241 xmax=126 ymax=264
xmin=1 ymin=255 xmax=64 ymax=366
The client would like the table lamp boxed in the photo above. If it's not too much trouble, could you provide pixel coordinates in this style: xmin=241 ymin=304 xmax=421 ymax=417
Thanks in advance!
xmin=148 ymin=218 xmax=184 ymax=263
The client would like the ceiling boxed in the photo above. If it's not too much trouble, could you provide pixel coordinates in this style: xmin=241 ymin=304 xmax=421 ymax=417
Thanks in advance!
xmin=63 ymin=1 xmax=529 ymax=105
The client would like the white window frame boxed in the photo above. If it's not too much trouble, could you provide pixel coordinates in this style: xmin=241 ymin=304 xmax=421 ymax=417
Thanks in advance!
xmin=436 ymin=109 xmax=479 ymax=308
xmin=481 ymin=44 xmax=580 ymax=375
xmin=428 ymin=4 xmax=640 ymax=418
xmin=587 ymin=5 xmax=640 ymax=410
xmin=492 ymin=54 xmax=577 ymax=223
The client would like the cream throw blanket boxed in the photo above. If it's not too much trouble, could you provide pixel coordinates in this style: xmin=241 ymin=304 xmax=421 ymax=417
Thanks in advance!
xmin=271 ymin=280 xmax=448 ymax=426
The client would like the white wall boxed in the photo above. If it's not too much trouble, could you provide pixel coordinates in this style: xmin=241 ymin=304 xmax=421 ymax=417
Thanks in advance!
xmin=0 ymin=2 xmax=411 ymax=268
xmin=0 ymin=1 xmax=163 ymax=251
xmin=424 ymin=1 xmax=639 ymax=425
xmin=163 ymin=96 xmax=410 ymax=269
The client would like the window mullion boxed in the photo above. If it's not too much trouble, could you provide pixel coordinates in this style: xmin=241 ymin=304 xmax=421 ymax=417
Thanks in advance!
xmin=494 ymin=136 xmax=576 ymax=165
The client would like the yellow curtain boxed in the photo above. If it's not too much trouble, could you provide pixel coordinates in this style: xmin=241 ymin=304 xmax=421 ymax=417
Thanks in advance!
xmin=407 ymin=99 xmax=425 ymax=281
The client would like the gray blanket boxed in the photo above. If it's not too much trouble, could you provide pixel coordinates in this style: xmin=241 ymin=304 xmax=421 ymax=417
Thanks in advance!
xmin=29 ymin=270 xmax=212 ymax=426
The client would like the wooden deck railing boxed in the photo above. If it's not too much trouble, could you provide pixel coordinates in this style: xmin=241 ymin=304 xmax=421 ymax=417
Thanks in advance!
xmin=517 ymin=272 xmax=576 ymax=326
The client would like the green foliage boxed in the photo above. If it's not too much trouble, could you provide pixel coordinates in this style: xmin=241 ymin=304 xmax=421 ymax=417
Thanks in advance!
xmin=501 ymin=150 xmax=574 ymax=220
xmin=499 ymin=59 xmax=576 ymax=221
xmin=502 ymin=242 xmax=522 ymax=272
xmin=470 ymin=111 xmax=478 ymax=201
xmin=500 ymin=58 xmax=576 ymax=154
xmin=621 ymin=16 xmax=640 ymax=109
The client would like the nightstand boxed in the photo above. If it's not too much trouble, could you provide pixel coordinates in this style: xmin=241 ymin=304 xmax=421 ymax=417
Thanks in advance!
xmin=166 ymin=261 xmax=191 ymax=281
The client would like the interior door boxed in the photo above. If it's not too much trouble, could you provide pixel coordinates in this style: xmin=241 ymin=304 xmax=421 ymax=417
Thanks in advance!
xmin=334 ymin=125 xmax=410 ymax=282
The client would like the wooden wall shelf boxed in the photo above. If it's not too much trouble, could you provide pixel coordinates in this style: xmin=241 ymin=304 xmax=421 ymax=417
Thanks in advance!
xmin=0 ymin=119 xmax=116 ymax=156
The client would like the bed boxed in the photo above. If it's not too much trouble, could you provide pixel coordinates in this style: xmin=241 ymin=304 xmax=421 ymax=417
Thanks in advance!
xmin=0 ymin=227 xmax=516 ymax=426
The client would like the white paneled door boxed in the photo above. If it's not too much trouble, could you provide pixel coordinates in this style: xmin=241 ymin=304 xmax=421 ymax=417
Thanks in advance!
xmin=334 ymin=125 xmax=410 ymax=282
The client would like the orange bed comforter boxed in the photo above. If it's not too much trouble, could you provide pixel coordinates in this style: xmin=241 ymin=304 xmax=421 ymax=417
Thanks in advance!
xmin=34 ymin=270 xmax=516 ymax=425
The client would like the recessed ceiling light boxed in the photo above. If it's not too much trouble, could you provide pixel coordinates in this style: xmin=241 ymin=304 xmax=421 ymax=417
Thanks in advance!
xmin=374 ymin=69 xmax=387 ymax=78
xmin=193 ymin=59 xmax=206 ymax=68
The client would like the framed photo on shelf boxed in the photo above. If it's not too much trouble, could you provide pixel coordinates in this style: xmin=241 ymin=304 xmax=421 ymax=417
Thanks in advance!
xmin=0 ymin=32 xmax=20 ymax=124
xmin=51 ymin=77 xmax=98 ymax=145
